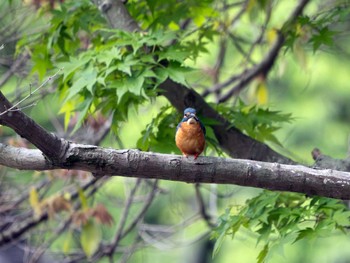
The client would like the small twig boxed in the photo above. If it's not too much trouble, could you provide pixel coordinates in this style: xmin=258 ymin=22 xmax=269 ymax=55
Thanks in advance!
xmin=195 ymin=184 xmax=216 ymax=228
xmin=120 ymin=235 xmax=142 ymax=263
xmin=28 ymin=177 xmax=108 ymax=263
xmin=9 ymin=102 xmax=37 ymax=112
xmin=213 ymin=39 xmax=227 ymax=82
xmin=243 ymin=2 xmax=272 ymax=67
xmin=107 ymin=179 xmax=142 ymax=257
xmin=121 ymin=180 xmax=158 ymax=238
xmin=208 ymin=0 xmax=310 ymax=103
xmin=0 ymin=68 xmax=62 ymax=116
xmin=0 ymin=177 xmax=102 ymax=247
xmin=230 ymin=0 xmax=249 ymax=27
xmin=87 ymin=180 xmax=159 ymax=262
xmin=203 ymin=72 xmax=241 ymax=98
xmin=0 ymin=53 xmax=30 ymax=88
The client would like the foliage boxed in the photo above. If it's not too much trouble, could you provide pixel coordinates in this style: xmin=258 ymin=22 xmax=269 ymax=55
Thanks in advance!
xmin=218 ymin=100 xmax=293 ymax=146
xmin=284 ymin=3 xmax=350 ymax=52
xmin=17 ymin=0 xmax=218 ymax=134
xmin=212 ymin=191 xmax=350 ymax=262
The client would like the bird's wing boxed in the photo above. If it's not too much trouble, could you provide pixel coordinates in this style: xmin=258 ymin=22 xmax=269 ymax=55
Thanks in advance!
xmin=199 ymin=120 xmax=206 ymax=136
xmin=176 ymin=121 xmax=183 ymax=132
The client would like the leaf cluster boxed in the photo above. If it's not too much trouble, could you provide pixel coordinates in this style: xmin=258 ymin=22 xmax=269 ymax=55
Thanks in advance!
xmin=284 ymin=3 xmax=350 ymax=52
xmin=21 ymin=0 xmax=218 ymax=133
xmin=212 ymin=191 xmax=350 ymax=262
xmin=218 ymin=101 xmax=293 ymax=146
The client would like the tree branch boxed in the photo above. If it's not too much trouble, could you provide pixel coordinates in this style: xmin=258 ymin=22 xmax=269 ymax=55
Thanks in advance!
xmin=218 ymin=0 xmax=309 ymax=102
xmin=1 ymin=142 xmax=350 ymax=199
xmin=108 ymin=179 xmax=142 ymax=257
xmin=218 ymin=32 xmax=284 ymax=103
xmin=0 ymin=91 xmax=68 ymax=163
xmin=195 ymin=184 xmax=216 ymax=228
xmin=0 ymin=177 xmax=103 ymax=246
xmin=92 ymin=0 xmax=139 ymax=32
xmin=0 ymin=53 xmax=29 ymax=88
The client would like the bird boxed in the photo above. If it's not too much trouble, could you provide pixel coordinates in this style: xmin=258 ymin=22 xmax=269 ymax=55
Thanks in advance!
xmin=175 ymin=107 xmax=206 ymax=159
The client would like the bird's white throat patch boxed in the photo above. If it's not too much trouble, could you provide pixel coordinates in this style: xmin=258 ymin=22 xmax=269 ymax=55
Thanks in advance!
xmin=187 ymin=117 xmax=197 ymax=125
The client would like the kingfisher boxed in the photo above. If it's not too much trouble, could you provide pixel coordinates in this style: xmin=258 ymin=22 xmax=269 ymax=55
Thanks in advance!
xmin=175 ymin=108 xmax=206 ymax=159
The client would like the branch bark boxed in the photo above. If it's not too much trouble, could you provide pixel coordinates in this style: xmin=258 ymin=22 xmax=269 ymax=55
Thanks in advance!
xmin=2 ymin=142 xmax=350 ymax=200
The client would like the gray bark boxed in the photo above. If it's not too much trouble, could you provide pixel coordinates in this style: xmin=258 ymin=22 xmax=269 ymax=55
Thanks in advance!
xmin=2 ymin=142 xmax=350 ymax=200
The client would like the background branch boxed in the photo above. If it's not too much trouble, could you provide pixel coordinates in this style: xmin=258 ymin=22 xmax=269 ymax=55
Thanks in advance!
xmin=0 ymin=177 xmax=103 ymax=246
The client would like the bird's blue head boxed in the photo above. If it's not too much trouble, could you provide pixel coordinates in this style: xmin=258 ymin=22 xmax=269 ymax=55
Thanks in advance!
xmin=184 ymin=108 xmax=196 ymax=115
xmin=182 ymin=107 xmax=198 ymax=122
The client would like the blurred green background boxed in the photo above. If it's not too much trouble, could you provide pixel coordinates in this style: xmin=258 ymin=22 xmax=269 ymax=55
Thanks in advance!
xmin=2 ymin=0 xmax=350 ymax=262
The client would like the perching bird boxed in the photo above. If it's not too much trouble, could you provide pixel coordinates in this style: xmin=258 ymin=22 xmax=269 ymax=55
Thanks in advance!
xmin=175 ymin=108 xmax=206 ymax=159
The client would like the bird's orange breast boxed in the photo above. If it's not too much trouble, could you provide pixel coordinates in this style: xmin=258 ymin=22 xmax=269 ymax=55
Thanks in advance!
xmin=175 ymin=122 xmax=205 ymax=156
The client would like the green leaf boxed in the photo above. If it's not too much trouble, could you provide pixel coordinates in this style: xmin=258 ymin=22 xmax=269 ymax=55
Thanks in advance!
xmin=117 ymin=54 xmax=138 ymax=76
xmin=333 ymin=210 xmax=350 ymax=226
xmin=129 ymin=75 xmax=145 ymax=95
xmin=256 ymin=224 xmax=272 ymax=245
xmin=113 ymin=75 xmax=145 ymax=103
xmin=212 ymin=231 xmax=226 ymax=258
xmin=96 ymin=47 xmax=121 ymax=67
xmin=154 ymin=67 xmax=169 ymax=85
xmin=157 ymin=45 xmax=190 ymax=62
xmin=81 ymin=220 xmax=101 ymax=258
xmin=31 ymin=50 xmax=52 ymax=81
xmin=63 ymin=230 xmax=74 ymax=254
xmin=71 ymin=96 xmax=93 ymax=134
xmin=115 ymin=82 xmax=129 ymax=104
xmin=78 ymin=188 xmax=89 ymax=210
xmin=311 ymin=27 xmax=336 ymax=51
xmin=58 ymin=56 xmax=91 ymax=81
xmin=65 ymin=65 xmax=97 ymax=102
xmin=257 ymin=243 xmax=269 ymax=263
xmin=166 ymin=62 xmax=192 ymax=86
xmin=293 ymin=228 xmax=315 ymax=243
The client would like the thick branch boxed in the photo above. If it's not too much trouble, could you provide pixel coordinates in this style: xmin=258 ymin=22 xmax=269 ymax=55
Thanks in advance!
xmin=2 ymin=143 xmax=350 ymax=200
xmin=0 ymin=91 xmax=68 ymax=163
xmin=92 ymin=0 xmax=139 ymax=32
xmin=0 ymin=144 xmax=52 ymax=170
